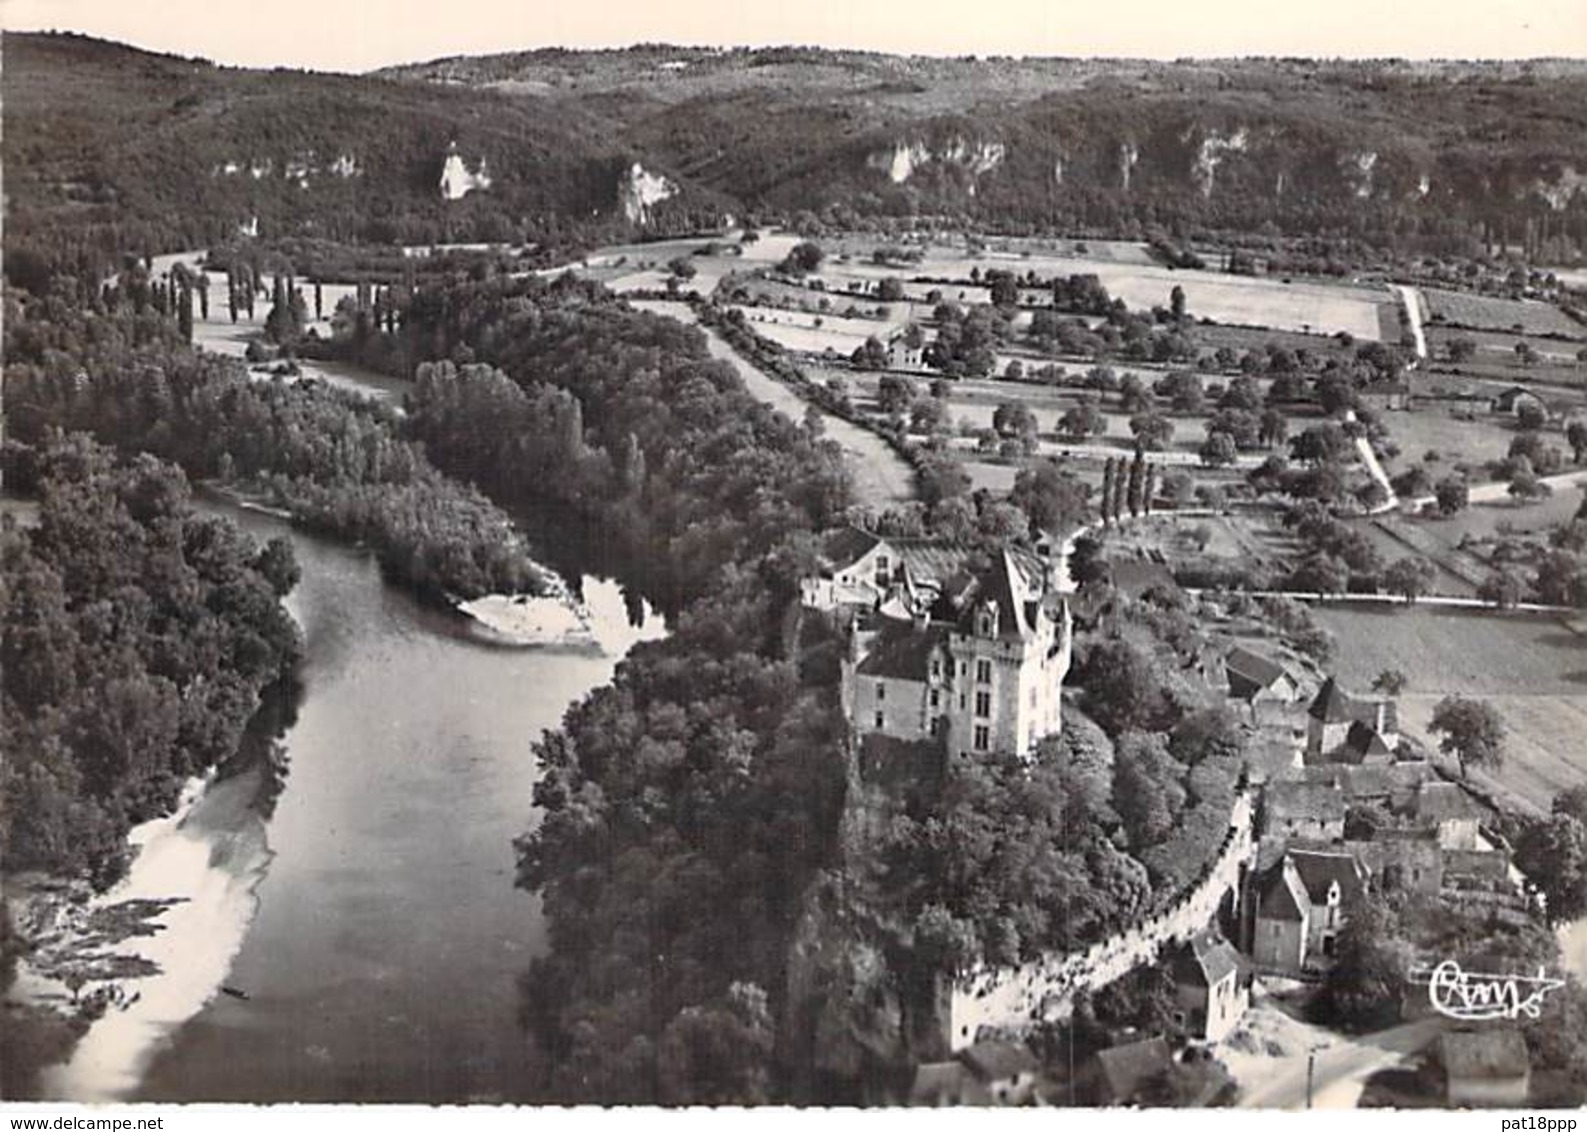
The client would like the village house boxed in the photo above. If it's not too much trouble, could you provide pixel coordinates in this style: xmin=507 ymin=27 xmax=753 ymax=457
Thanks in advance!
xmin=1222 ymin=646 xmax=1302 ymax=716
xmin=1305 ymin=678 xmax=1400 ymax=764
xmin=1490 ymin=385 xmax=1549 ymax=420
xmin=1359 ymin=379 xmax=1413 ymax=412
xmin=1248 ymin=848 xmax=1369 ymax=976
xmin=1170 ymin=929 xmax=1249 ymax=1042
xmin=836 ymin=546 xmax=1073 ymax=763
xmin=886 ymin=333 xmax=926 ymax=373
xmin=1090 ymin=1037 xmax=1176 ymax=1106
xmin=910 ymin=1040 xmax=1040 ymax=1106
xmin=1439 ymin=1029 xmax=1532 ymax=1107
xmin=1262 ymin=781 xmax=1348 ymax=842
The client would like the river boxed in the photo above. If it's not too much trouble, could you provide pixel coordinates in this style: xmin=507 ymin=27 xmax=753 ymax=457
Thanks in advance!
xmin=35 ymin=494 xmax=663 ymax=1103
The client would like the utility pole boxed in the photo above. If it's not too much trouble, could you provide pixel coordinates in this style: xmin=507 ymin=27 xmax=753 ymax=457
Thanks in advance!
xmin=1306 ymin=1050 xmax=1315 ymax=1109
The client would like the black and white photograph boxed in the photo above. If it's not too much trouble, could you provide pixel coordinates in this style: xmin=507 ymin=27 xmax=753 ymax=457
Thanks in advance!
xmin=2 ymin=0 xmax=1587 ymax=1116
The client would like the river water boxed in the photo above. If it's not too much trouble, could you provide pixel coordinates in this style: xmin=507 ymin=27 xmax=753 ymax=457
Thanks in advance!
xmin=37 ymin=495 xmax=662 ymax=1103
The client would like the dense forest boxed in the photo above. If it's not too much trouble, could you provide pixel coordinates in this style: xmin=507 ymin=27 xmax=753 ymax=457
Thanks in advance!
xmin=3 ymin=283 xmax=550 ymax=604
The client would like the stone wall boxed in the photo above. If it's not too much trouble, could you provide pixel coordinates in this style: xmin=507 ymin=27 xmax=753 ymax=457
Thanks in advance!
xmin=948 ymin=793 xmax=1254 ymax=1049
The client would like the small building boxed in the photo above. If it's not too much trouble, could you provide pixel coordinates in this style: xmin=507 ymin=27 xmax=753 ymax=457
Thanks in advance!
xmin=1490 ymin=385 xmax=1548 ymax=419
xmin=887 ymin=337 xmax=926 ymax=372
xmin=1249 ymin=847 xmax=1369 ymax=975
xmin=1223 ymin=646 xmax=1301 ymax=712
xmin=1171 ymin=929 xmax=1249 ymax=1042
xmin=1263 ymin=781 xmax=1348 ymax=842
xmin=958 ymin=1040 xmax=1040 ymax=1105
xmin=1360 ymin=380 xmax=1412 ymax=412
xmin=1093 ymin=1036 xmax=1176 ymax=1106
xmin=1440 ymin=1029 xmax=1531 ymax=1107
xmin=1306 ymin=678 xmax=1399 ymax=763
xmin=1415 ymin=781 xmax=1484 ymax=850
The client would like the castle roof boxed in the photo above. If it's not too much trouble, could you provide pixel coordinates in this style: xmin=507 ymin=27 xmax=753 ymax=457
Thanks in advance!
xmin=854 ymin=622 xmax=948 ymax=681
xmin=1256 ymin=860 xmax=1308 ymax=922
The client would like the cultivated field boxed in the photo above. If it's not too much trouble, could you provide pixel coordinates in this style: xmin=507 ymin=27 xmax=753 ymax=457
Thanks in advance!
xmin=1424 ymin=288 xmax=1584 ymax=339
xmin=1378 ymin=404 xmax=1540 ymax=470
xmin=1311 ymin=604 xmax=1587 ymax=812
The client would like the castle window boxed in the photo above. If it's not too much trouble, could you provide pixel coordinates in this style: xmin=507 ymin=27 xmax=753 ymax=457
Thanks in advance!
xmin=930 ymin=658 xmax=942 ymax=680
xmin=874 ymin=711 xmax=884 ymax=730
xmin=973 ymin=725 xmax=990 ymax=752
xmin=975 ymin=691 xmax=991 ymax=718
xmin=976 ymin=660 xmax=992 ymax=684
xmin=930 ymin=689 xmax=941 ymax=709
xmin=876 ymin=682 xmax=886 ymax=702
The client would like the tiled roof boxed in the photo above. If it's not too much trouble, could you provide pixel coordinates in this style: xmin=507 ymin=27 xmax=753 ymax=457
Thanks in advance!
xmin=1173 ymin=928 xmax=1241 ymax=987
xmin=1440 ymin=1029 xmax=1530 ymax=1080
xmin=1289 ymin=849 xmax=1368 ymax=906
xmin=1095 ymin=1037 xmax=1173 ymax=1103
xmin=1309 ymin=678 xmax=1396 ymax=732
xmin=822 ymin=526 xmax=882 ymax=571
xmin=1257 ymin=861 xmax=1308 ymax=922
xmin=960 ymin=1039 xmax=1038 ymax=1082
xmin=1416 ymin=781 xmax=1484 ymax=823
xmin=1342 ymin=720 xmax=1394 ymax=760
xmin=1225 ymin=646 xmax=1292 ymax=696
xmin=954 ymin=552 xmax=1039 ymax=642
xmin=1266 ymin=781 xmax=1348 ymax=825
xmin=855 ymin=622 xmax=948 ymax=681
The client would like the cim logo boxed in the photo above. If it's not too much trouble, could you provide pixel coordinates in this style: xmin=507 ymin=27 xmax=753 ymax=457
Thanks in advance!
xmin=1408 ymin=959 xmax=1565 ymax=1022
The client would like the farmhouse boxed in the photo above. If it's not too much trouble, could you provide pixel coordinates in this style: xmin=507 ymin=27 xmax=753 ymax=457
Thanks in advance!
xmin=1248 ymin=848 xmax=1369 ymax=976
xmin=1170 ymin=928 xmax=1249 ymax=1042
xmin=1439 ymin=1029 xmax=1531 ymax=1107
xmin=887 ymin=334 xmax=926 ymax=373
xmin=1359 ymin=379 xmax=1412 ymax=412
xmin=838 ymin=548 xmax=1073 ymax=763
xmin=1489 ymin=385 xmax=1548 ymax=419
xmin=1415 ymin=781 xmax=1484 ymax=850
xmin=1222 ymin=646 xmax=1301 ymax=712
xmin=1305 ymin=678 xmax=1400 ymax=764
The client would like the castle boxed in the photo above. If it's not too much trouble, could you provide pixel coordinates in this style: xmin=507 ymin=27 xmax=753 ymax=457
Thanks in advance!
xmin=804 ymin=528 xmax=1072 ymax=763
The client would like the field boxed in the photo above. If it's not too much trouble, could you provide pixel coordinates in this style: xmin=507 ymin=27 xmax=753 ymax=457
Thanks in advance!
xmin=1311 ymin=604 xmax=1587 ymax=812
xmin=1377 ymin=403 xmax=1542 ymax=471
xmin=1423 ymin=288 xmax=1585 ymax=339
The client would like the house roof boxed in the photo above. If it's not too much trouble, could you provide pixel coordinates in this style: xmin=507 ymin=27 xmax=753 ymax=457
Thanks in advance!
xmin=1266 ymin=781 xmax=1348 ymax=826
xmin=1299 ymin=761 xmax=1434 ymax=802
xmin=1416 ymin=781 xmax=1484 ymax=824
xmin=821 ymin=526 xmax=883 ymax=572
xmin=1342 ymin=720 xmax=1394 ymax=761
xmin=1095 ymin=1037 xmax=1173 ymax=1103
xmin=1173 ymin=928 xmax=1242 ymax=988
xmin=1225 ymin=647 xmax=1288 ymax=692
xmin=1257 ymin=860 xmax=1309 ymax=922
xmin=855 ymin=622 xmax=948 ymax=681
xmin=1309 ymin=678 xmax=1397 ymax=732
xmin=1493 ymin=385 xmax=1545 ymax=410
xmin=1289 ymin=848 xmax=1369 ymax=906
xmin=953 ymin=552 xmax=1048 ymax=643
xmin=1440 ymin=1029 xmax=1530 ymax=1081
xmin=960 ymin=1039 xmax=1039 ymax=1082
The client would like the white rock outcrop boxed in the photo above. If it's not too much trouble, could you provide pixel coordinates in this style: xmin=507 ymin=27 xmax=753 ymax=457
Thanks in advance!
xmin=617 ymin=163 xmax=676 ymax=225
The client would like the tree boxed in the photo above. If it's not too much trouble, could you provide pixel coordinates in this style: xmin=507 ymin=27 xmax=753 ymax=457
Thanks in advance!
xmin=1199 ymin=432 xmax=1238 ymax=468
xmin=1081 ymin=640 xmax=1170 ymax=736
xmin=1126 ymin=452 xmax=1146 ymax=516
xmin=1434 ymin=476 xmax=1470 ymax=516
xmin=1129 ymin=412 xmax=1174 ymax=452
xmin=1319 ymin=891 xmax=1415 ymax=1028
xmin=1429 ymin=696 xmax=1506 ymax=778
xmin=1446 ymin=337 xmax=1478 ymax=364
xmin=781 ymin=241 xmax=824 ymax=275
xmin=1370 ymin=669 xmax=1407 ymax=697
xmin=1100 ymin=459 xmax=1118 ymax=526
xmin=1514 ymin=813 xmax=1587 ymax=926
xmin=1169 ymin=284 xmax=1187 ymax=322
xmin=1259 ymin=408 xmax=1289 ymax=450
xmin=1290 ymin=552 xmax=1349 ymax=596
xmin=1509 ymin=467 xmax=1553 ymax=504
xmin=850 ymin=336 xmax=888 ymax=371
xmin=1567 ymin=420 xmax=1587 ymax=465
xmin=1382 ymin=556 xmax=1436 ymax=604
xmin=1058 ymin=401 xmax=1106 ymax=440
xmin=1010 ymin=461 xmax=1091 ymax=535
xmin=993 ymin=400 xmax=1040 ymax=442
xmin=666 ymin=255 xmax=698 ymax=281
xmin=1517 ymin=399 xmax=1547 ymax=430
xmin=876 ymin=375 xmax=916 ymax=416
xmin=1479 ymin=568 xmax=1526 ymax=610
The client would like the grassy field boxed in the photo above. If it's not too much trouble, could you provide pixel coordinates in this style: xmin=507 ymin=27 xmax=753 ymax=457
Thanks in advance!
xmin=1378 ymin=403 xmax=1540 ymax=471
xmin=1424 ymin=288 xmax=1585 ymax=339
xmin=1311 ymin=604 xmax=1587 ymax=812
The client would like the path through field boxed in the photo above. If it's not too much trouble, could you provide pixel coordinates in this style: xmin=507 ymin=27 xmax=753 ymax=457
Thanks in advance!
xmin=628 ymin=299 xmax=915 ymax=509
